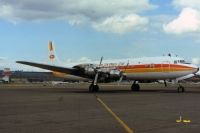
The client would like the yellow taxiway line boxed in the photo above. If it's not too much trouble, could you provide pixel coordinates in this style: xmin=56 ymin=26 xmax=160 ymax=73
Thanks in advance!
xmin=95 ymin=95 xmax=134 ymax=133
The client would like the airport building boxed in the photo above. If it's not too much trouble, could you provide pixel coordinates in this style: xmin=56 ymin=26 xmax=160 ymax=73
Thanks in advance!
xmin=0 ymin=68 xmax=12 ymax=83
xmin=11 ymin=71 xmax=67 ymax=82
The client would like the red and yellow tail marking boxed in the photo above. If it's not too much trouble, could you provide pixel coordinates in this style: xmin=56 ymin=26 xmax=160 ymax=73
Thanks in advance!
xmin=48 ymin=41 xmax=54 ymax=51
xmin=48 ymin=41 xmax=55 ymax=60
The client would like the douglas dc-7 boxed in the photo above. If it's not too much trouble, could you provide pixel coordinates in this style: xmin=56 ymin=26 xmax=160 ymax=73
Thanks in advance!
xmin=16 ymin=42 xmax=199 ymax=92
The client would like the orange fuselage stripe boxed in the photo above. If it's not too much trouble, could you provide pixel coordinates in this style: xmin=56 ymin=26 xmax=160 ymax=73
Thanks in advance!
xmin=117 ymin=64 xmax=194 ymax=73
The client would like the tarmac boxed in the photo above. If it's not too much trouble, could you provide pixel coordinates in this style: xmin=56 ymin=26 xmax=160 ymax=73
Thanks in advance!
xmin=0 ymin=83 xmax=200 ymax=133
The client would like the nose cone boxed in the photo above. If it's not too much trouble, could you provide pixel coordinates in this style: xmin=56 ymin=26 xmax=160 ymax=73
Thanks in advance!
xmin=195 ymin=67 xmax=200 ymax=75
xmin=193 ymin=65 xmax=199 ymax=74
xmin=187 ymin=64 xmax=199 ymax=74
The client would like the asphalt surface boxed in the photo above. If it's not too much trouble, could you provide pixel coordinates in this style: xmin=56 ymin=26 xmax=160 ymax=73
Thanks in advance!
xmin=0 ymin=83 xmax=200 ymax=133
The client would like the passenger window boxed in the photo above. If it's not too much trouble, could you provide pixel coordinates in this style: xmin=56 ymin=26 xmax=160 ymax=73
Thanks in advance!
xmin=174 ymin=61 xmax=177 ymax=64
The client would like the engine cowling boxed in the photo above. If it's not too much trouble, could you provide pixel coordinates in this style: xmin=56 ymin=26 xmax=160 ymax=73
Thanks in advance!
xmin=109 ymin=69 xmax=121 ymax=79
xmin=84 ymin=65 xmax=96 ymax=76
xmin=73 ymin=64 xmax=96 ymax=77
xmin=74 ymin=64 xmax=122 ymax=82
xmin=98 ymin=68 xmax=122 ymax=82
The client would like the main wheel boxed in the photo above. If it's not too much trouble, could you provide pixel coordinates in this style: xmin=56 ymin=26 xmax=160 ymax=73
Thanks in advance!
xmin=89 ymin=84 xmax=99 ymax=92
xmin=131 ymin=84 xmax=140 ymax=91
xmin=177 ymin=86 xmax=185 ymax=93
xmin=94 ymin=85 xmax=99 ymax=92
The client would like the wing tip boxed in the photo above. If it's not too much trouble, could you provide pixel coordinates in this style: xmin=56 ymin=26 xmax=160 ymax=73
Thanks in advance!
xmin=16 ymin=61 xmax=24 ymax=63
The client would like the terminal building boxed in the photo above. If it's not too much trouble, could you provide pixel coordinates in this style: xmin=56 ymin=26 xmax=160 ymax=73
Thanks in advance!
xmin=11 ymin=71 xmax=67 ymax=82
xmin=0 ymin=69 xmax=68 ymax=83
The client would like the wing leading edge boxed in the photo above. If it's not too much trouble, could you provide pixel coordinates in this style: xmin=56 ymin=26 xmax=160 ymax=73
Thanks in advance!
xmin=16 ymin=61 xmax=81 ymax=76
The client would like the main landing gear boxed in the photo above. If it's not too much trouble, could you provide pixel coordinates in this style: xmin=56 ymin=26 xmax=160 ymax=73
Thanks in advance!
xmin=131 ymin=82 xmax=140 ymax=91
xmin=177 ymin=85 xmax=185 ymax=93
xmin=89 ymin=84 xmax=99 ymax=92
xmin=88 ymin=82 xmax=185 ymax=93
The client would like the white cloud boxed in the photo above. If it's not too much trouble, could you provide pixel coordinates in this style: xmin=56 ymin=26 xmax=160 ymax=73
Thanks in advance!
xmin=192 ymin=57 xmax=200 ymax=65
xmin=0 ymin=0 xmax=156 ymax=33
xmin=173 ymin=0 xmax=200 ymax=10
xmin=163 ymin=0 xmax=200 ymax=35
xmin=78 ymin=57 xmax=91 ymax=63
xmin=0 ymin=5 xmax=14 ymax=20
xmin=0 ymin=57 xmax=7 ymax=61
xmin=0 ymin=57 xmax=7 ymax=68
xmin=57 ymin=57 xmax=92 ymax=67
xmin=163 ymin=8 xmax=200 ymax=34
xmin=0 ymin=57 xmax=47 ymax=71
xmin=92 ymin=14 xmax=148 ymax=34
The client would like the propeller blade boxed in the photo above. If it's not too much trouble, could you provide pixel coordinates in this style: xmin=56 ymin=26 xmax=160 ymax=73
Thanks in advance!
xmin=99 ymin=56 xmax=103 ymax=66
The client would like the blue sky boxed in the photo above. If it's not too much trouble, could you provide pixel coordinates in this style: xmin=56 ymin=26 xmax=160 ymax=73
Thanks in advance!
xmin=1 ymin=0 xmax=200 ymax=70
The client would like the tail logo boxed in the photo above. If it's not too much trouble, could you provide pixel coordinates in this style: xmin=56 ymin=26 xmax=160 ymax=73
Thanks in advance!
xmin=49 ymin=54 xmax=55 ymax=60
xmin=48 ymin=41 xmax=55 ymax=61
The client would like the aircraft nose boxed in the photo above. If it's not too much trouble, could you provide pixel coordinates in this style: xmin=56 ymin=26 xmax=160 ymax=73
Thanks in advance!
xmin=194 ymin=67 xmax=200 ymax=75
xmin=194 ymin=66 xmax=199 ymax=74
xmin=192 ymin=65 xmax=199 ymax=74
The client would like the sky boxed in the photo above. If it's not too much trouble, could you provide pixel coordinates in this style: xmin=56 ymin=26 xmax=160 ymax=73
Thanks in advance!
xmin=1 ymin=0 xmax=200 ymax=70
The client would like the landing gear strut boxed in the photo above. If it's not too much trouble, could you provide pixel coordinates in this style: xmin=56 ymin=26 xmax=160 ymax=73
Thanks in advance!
xmin=88 ymin=56 xmax=103 ymax=93
xmin=131 ymin=83 xmax=140 ymax=91
xmin=89 ymin=84 xmax=99 ymax=92
xmin=177 ymin=85 xmax=185 ymax=93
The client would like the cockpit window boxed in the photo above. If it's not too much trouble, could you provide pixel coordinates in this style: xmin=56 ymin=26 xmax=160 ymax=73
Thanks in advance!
xmin=180 ymin=60 xmax=185 ymax=63
xmin=174 ymin=60 xmax=187 ymax=64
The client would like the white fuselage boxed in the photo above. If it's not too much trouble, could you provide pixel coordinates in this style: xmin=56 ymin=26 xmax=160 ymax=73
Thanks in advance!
xmin=79 ymin=56 xmax=199 ymax=81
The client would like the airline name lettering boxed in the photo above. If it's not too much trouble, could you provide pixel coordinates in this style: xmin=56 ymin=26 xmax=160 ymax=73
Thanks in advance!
xmin=100 ymin=63 xmax=125 ymax=67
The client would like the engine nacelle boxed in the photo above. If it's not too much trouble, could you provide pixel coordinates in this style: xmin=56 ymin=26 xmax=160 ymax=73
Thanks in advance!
xmin=109 ymin=69 xmax=121 ymax=79
xmin=84 ymin=65 xmax=96 ymax=76
xmin=73 ymin=64 xmax=96 ymax=76
xmin=98 ymin=68 xmax=122 ymax=82
xmin=73 ymin=64 xmax=122 ymax=81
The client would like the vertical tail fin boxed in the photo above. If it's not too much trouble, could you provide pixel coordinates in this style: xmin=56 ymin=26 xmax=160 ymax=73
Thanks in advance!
xmin=48 ymin=41 xmax=63 ymax=65
xmin=48 ymin=41 xmax=55 ymax=63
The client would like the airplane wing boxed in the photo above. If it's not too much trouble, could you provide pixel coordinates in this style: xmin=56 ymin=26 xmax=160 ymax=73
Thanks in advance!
xmin=16 ymin=61 xmax=81 ymax=75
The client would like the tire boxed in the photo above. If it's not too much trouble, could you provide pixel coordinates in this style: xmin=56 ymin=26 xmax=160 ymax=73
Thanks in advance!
xmin=178 ymin=86 xmax=185 ymax=93
xmin=89 ymin=84 xmax=94 ymax=92
xmin=89 ymin=84 xmax=99 ymax=92
xmin=94 ymin=85 xmax=99 ymax=92
xmin=131 ymin=84 xmax=140 ymax=91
